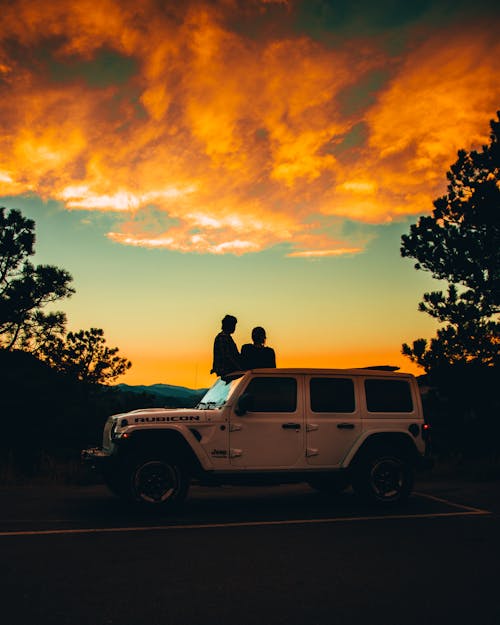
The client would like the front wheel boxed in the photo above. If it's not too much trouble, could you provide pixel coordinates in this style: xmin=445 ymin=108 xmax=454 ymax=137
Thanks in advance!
xmin=352 ymin=452 xmax=413 ymax=505
xmin=129 ymin=457 xmax=189 ymax=508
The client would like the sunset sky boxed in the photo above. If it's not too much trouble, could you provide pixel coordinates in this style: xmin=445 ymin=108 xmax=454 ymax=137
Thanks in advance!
xmin=1 ymin=0 xmax=499 ymax=388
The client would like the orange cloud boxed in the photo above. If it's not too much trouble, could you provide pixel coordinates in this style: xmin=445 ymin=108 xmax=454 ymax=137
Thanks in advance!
xmin=0 ymin=1 xmax=498 ymax=255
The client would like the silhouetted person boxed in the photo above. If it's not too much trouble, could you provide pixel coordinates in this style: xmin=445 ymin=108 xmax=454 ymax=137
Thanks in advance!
xmin=210 ymin=314 xmax=241 ymax=377
xmin=241 ymin=326 xmax=276 ymax=370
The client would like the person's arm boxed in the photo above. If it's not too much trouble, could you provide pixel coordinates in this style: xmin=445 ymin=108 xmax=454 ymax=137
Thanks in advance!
xmin=269 ymin=347 xmax=276 ymax=368
xmin=240 ymin=344 xmax=250 ymax=370
xmin=221 ymin=335 xmax=241 ymax=371
xmin=210 ymin=334 xmax=222 ymax=374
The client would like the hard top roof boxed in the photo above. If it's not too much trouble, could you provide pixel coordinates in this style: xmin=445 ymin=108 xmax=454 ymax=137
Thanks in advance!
xmin=228 ymin=367 xmax=413 ymax=378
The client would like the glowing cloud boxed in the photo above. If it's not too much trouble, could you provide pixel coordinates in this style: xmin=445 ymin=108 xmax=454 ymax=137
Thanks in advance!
xmin=0 ymin=0 xmax=498 ymax=256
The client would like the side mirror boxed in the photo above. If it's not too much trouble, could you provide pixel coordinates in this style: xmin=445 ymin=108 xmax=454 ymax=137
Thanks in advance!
xmin=235 ymin=393 xmax=253 ymax=416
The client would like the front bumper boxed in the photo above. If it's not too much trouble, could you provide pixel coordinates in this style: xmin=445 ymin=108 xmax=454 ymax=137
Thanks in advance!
xmin=81 ymin=447 xmax=112 ymax=472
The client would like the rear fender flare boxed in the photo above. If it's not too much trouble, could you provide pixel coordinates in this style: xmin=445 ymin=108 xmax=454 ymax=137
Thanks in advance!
xmin=342 ymin=431 xmax=419 ymax=469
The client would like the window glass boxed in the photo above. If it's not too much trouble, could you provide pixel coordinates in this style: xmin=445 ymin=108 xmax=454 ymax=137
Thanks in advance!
xmin=310 ymin=378 xmax=355 ymax=413
xmin=245 ymin=377 xmax=297 ymax=412
xmin=365 ymin=379 xmax=413 ymax=412
xmin=197 ymin=375 xmax=243 ymax=409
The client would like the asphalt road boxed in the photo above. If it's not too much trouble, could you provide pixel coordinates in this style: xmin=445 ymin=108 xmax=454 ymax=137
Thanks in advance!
xmin=1 ymin=479 xmax=499 ymax=625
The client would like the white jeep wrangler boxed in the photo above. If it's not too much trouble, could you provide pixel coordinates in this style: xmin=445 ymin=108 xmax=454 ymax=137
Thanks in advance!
xmin=82 ymin=367 xmax=432 ymax=508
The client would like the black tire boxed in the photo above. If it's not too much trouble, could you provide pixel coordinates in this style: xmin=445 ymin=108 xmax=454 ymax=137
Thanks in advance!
xmin=128 ymin=456 xmax=190 ymax=508
xmin=352 ymin=451 xmax=413 ymax=505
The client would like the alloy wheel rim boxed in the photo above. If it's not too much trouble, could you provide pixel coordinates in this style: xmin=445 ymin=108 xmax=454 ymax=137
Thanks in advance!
xmin=134 ymin=461 xmax=178 ymax=503
xmin=370 ymin=458 xmax=404 ymax=500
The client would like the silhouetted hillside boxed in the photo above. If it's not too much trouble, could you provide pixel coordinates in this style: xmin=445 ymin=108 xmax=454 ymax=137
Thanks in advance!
xmin=116 ymin=383 xmax=206 ymax=407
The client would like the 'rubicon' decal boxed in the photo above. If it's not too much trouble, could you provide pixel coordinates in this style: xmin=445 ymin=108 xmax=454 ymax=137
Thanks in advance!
xmin=134 ymin=415 xmax=201 ymax=423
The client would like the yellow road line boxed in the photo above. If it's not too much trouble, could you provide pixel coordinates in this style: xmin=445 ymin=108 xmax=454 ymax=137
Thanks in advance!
xmin=0 ymin=508 xmax=491 ymax=538
xmin=414 ymin=491 xmax=490 ymax=514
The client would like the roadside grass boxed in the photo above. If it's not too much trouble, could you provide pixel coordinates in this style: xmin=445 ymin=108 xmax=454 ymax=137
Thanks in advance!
xmin=2 ymin=451 xmax=500 ymax=487
xmin=0 ymin=451 xmax=101 ymax=486
xmin=419 ymin=454 xmax=500 ymax=482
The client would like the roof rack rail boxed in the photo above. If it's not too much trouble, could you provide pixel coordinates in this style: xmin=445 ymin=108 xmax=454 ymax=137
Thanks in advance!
xmin=359 ymin=365 xmax=400 ymax=371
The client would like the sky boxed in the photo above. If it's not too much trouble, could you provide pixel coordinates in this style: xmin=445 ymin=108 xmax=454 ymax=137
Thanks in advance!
xmin=1 ymin=0 xmax=499 ymax=388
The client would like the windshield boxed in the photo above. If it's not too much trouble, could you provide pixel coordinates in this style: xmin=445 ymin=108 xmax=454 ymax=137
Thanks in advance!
xmin=197 ymin=375 xmax=243 ymax=409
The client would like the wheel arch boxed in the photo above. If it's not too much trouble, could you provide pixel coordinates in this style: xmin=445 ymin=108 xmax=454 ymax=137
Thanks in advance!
xmin=344 ymin=431 xmax=419 ymax=468
xmin=116 ymin=428 xmax=206 ymax=475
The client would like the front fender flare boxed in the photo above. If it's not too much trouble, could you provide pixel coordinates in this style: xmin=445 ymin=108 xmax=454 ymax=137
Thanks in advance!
xmin=115 ymin=424 xmax=212 ymax=471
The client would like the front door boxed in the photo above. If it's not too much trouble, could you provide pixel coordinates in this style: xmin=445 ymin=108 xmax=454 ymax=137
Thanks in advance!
xmin=229 ymin=375 xmax=304 ymax=468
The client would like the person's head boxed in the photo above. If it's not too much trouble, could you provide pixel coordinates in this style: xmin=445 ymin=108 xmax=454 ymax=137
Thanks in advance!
xmin=252 ymin=326 xmax=266 ymax=346
xmin=221 ymin=314 xmax=237 ymax=333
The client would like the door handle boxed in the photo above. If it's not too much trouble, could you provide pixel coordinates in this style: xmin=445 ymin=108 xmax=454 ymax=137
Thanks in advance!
xmin=282 ymin=422 xmax=301 ymax=430
xmin=337 ymin=423 xmax=355 ymax=430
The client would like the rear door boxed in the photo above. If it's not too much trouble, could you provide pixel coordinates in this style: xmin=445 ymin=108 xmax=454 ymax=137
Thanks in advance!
xmin=305 ymin=375 xmax=361 ymax=466
xmin=229 ymin=375 xmax=304 ymax=468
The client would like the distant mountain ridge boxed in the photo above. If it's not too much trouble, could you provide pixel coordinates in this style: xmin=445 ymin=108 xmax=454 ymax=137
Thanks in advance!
xmin=116 ymin=383 xmax=207 ymax=402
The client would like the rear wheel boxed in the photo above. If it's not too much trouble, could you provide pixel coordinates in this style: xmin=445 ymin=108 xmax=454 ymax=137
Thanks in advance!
xmin=352 ymin=451 xmax=413 ymax=505
xmin=129 ymin=457 xmax=189 ymax=508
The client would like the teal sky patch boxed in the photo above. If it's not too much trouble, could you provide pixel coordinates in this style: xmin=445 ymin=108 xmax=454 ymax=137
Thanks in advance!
xmin=337 ymin=69 xmax=390 ymax=117
xmin=293 ymin=0 xmax=434 ymax=37
xmin=48 ymin=49 xmax=137 ymax=87
xmin=320 ymin=122 xmax=369 ymax=160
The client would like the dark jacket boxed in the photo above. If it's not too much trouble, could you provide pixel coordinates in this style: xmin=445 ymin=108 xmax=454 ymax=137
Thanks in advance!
xmin=240 ymin=344 xmax=276 ymax=370
xmin=211 ymin=332 xmax=241 ymax=377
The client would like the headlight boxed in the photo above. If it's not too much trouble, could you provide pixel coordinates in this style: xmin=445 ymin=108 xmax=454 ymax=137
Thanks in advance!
xmin=111 ymin=418 xmax=130 ymax=440
xmin=102 ymin=417 xmax=115 ymax=449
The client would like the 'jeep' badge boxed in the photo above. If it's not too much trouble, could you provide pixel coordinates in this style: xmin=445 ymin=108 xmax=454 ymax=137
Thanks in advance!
xmin=211 ymin=449 xmax=228 ymax=457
